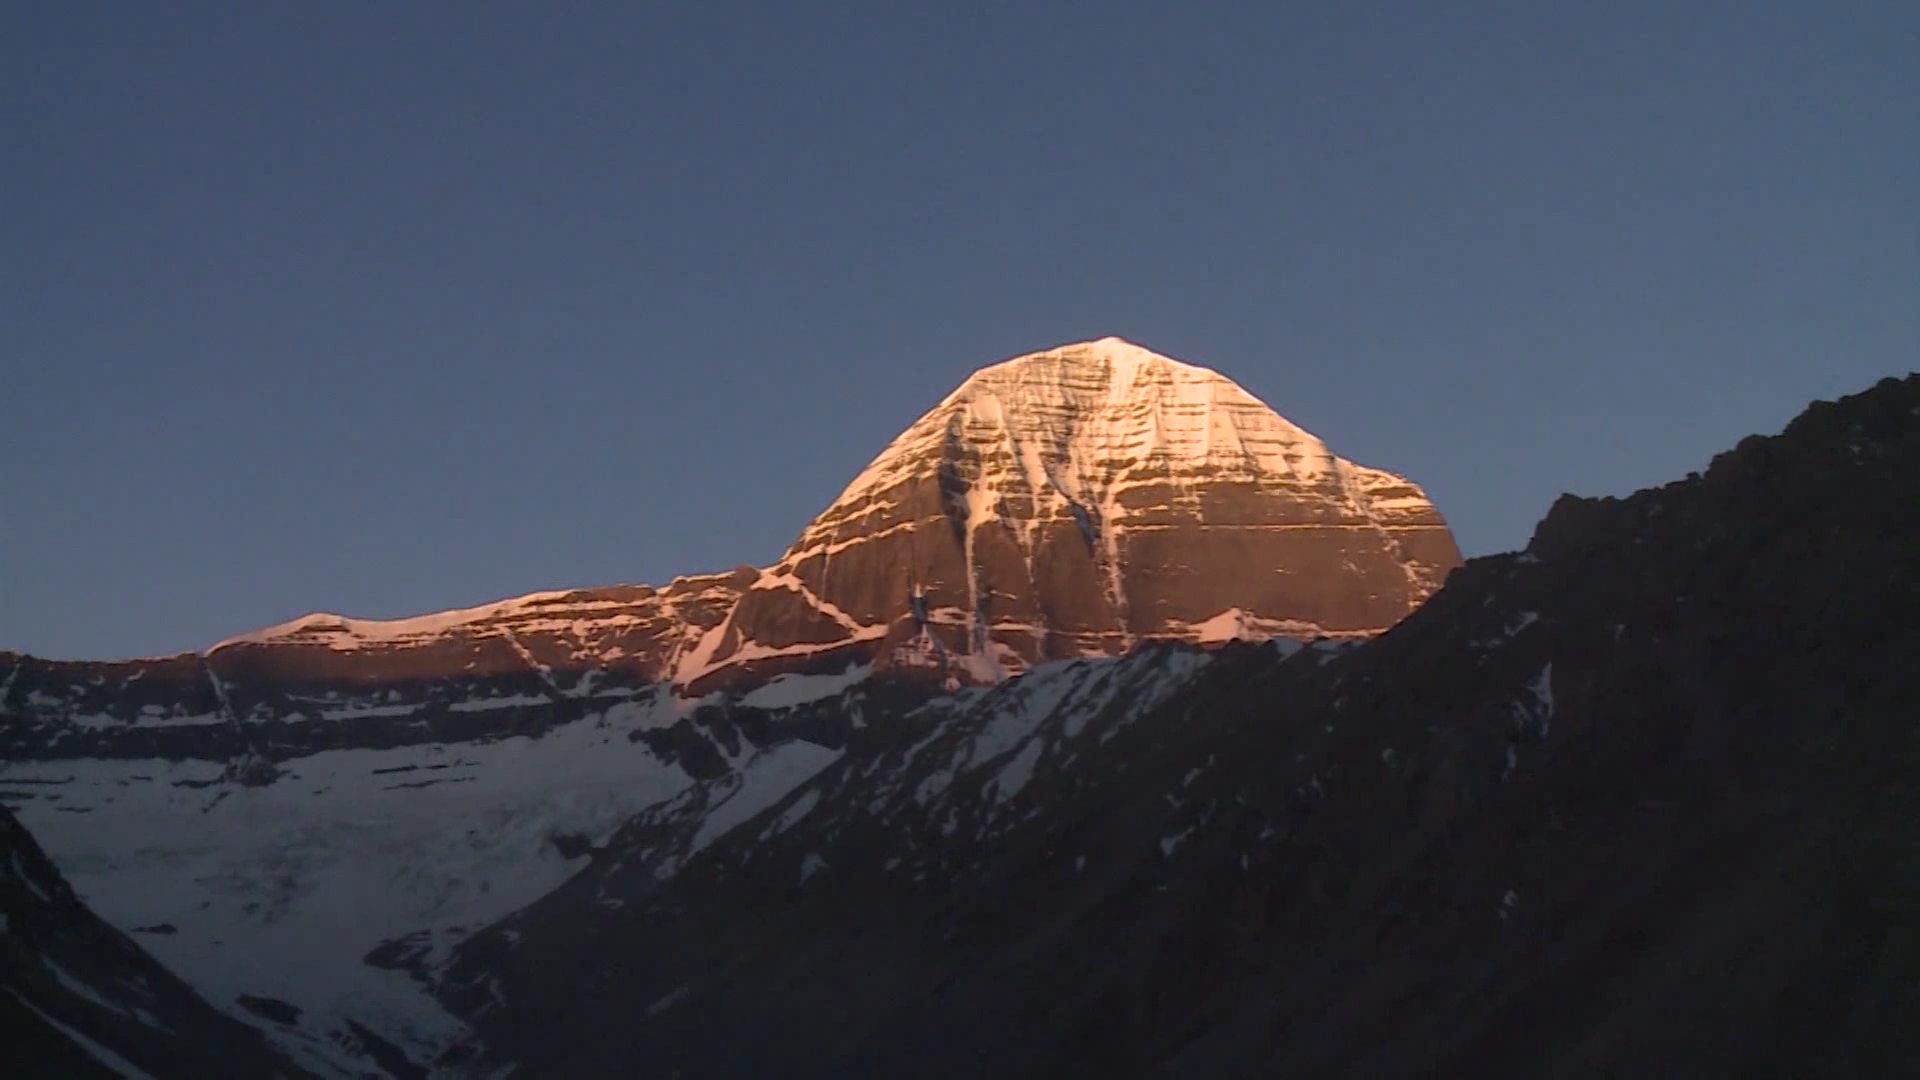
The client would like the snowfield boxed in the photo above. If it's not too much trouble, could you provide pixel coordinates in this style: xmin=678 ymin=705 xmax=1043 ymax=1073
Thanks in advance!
xmin=0 ymin=684 xmax=842 ymax=1075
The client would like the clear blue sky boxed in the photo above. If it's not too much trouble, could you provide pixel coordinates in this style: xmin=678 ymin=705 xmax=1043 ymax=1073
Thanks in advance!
xmin=5 ymin=2 xmax=1915 ymax=660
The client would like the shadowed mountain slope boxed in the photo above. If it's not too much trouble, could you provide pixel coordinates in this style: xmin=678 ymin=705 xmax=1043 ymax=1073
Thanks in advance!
xmin=438 ymin=374 xmax=1919 ymax=1078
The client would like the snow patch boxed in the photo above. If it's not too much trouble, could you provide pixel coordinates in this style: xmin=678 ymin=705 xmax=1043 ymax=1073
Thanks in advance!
xmin=690 ymin=744 xmax=839 ymax=854
xmin=1192 ymin=608 xmax=1245 ymax=644
xmin=3 ymin=988 xmax=158 ymax=1080
xmin=41 ymin=956 xmax=148 ymax=1024
xmin=766 ymin=789 xmax=822 ymax=838
xmin=1161 ymin=826 xmax=1195 ymax=858
xmin=447 ymin=693 xmax=550 ymax=713
xmin=736 ymin=665 xmax=872 ymax=710
xmin=645 ymin=985 xmax=690 ymax=1017
xmin=992 ymin=738 xmax=1046 ymax=804
xmin=1528 ymin=662 xmax=1555 ymax=736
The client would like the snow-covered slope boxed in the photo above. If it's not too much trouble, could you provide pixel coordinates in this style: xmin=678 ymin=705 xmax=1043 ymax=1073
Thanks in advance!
xmin=2 ymin=806 xmax=317 ymax=1078
xmin=0 ymin=679 xmax=869 ymax=1076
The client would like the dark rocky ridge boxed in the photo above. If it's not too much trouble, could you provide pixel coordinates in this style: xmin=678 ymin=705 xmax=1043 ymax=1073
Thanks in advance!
xmin=436 ymin=374 xmax=1920 ymax=1077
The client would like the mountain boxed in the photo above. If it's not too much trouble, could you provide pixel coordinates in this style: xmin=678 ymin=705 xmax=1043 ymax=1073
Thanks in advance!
xmin=6 ymin=362 xmax=1914 ymax=1077
xmin=432 ymin=374 xmax=1920 ymax=1077
xmin=707 ymin=337 xmax=1459 ymax=688
xmin=2 ymin=339 xmax=1457 ymax=739
xmin=1 ymin=338 xmax=1458 ymax=1075
xmin=1 ymin=806 xmax=316 ymax=1079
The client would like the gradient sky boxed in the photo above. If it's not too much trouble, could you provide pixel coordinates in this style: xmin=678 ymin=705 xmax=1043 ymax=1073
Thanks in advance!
xmin=5 ymin=2 xmax=1915 ymax=660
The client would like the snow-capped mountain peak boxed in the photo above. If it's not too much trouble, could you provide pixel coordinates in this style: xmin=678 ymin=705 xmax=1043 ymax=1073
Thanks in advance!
xmin=27 ymin=338 xmax=1459 ymax=698
xmin=835 ymin=337 xmax=1337 ymax=511
xmin=734 ymin=337 xmax=1460 ymax=689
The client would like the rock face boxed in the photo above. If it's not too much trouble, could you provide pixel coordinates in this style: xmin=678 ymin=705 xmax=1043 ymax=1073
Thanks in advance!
xmin=436 ymin=374 xmax=1920 ymax=1079
xmin=697 ymin=337 xmax=1460 ymax=687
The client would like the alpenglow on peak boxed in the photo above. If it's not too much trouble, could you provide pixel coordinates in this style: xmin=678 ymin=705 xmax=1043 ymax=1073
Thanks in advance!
xmin=833 ymin=336 xmax=1346 ymax=510
xmin=708 ymin=337 xmax=1464 ymax=687
xmin=88 ymin=338 xmax=1459 ymax=697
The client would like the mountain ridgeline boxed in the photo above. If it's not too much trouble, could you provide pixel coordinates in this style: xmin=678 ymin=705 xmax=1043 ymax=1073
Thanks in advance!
xmin=439 ymin=373 xmax=1920 ymax=1077
xmin=2 ymin=348 xmax=1914 ymax=1077
xmin=1 ymin=339 xmax=1458 ymax=761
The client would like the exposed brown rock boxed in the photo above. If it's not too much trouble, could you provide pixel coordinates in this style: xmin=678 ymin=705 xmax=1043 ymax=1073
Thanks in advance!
xmin=713 ymin=337 xmax=1460 ymax=682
